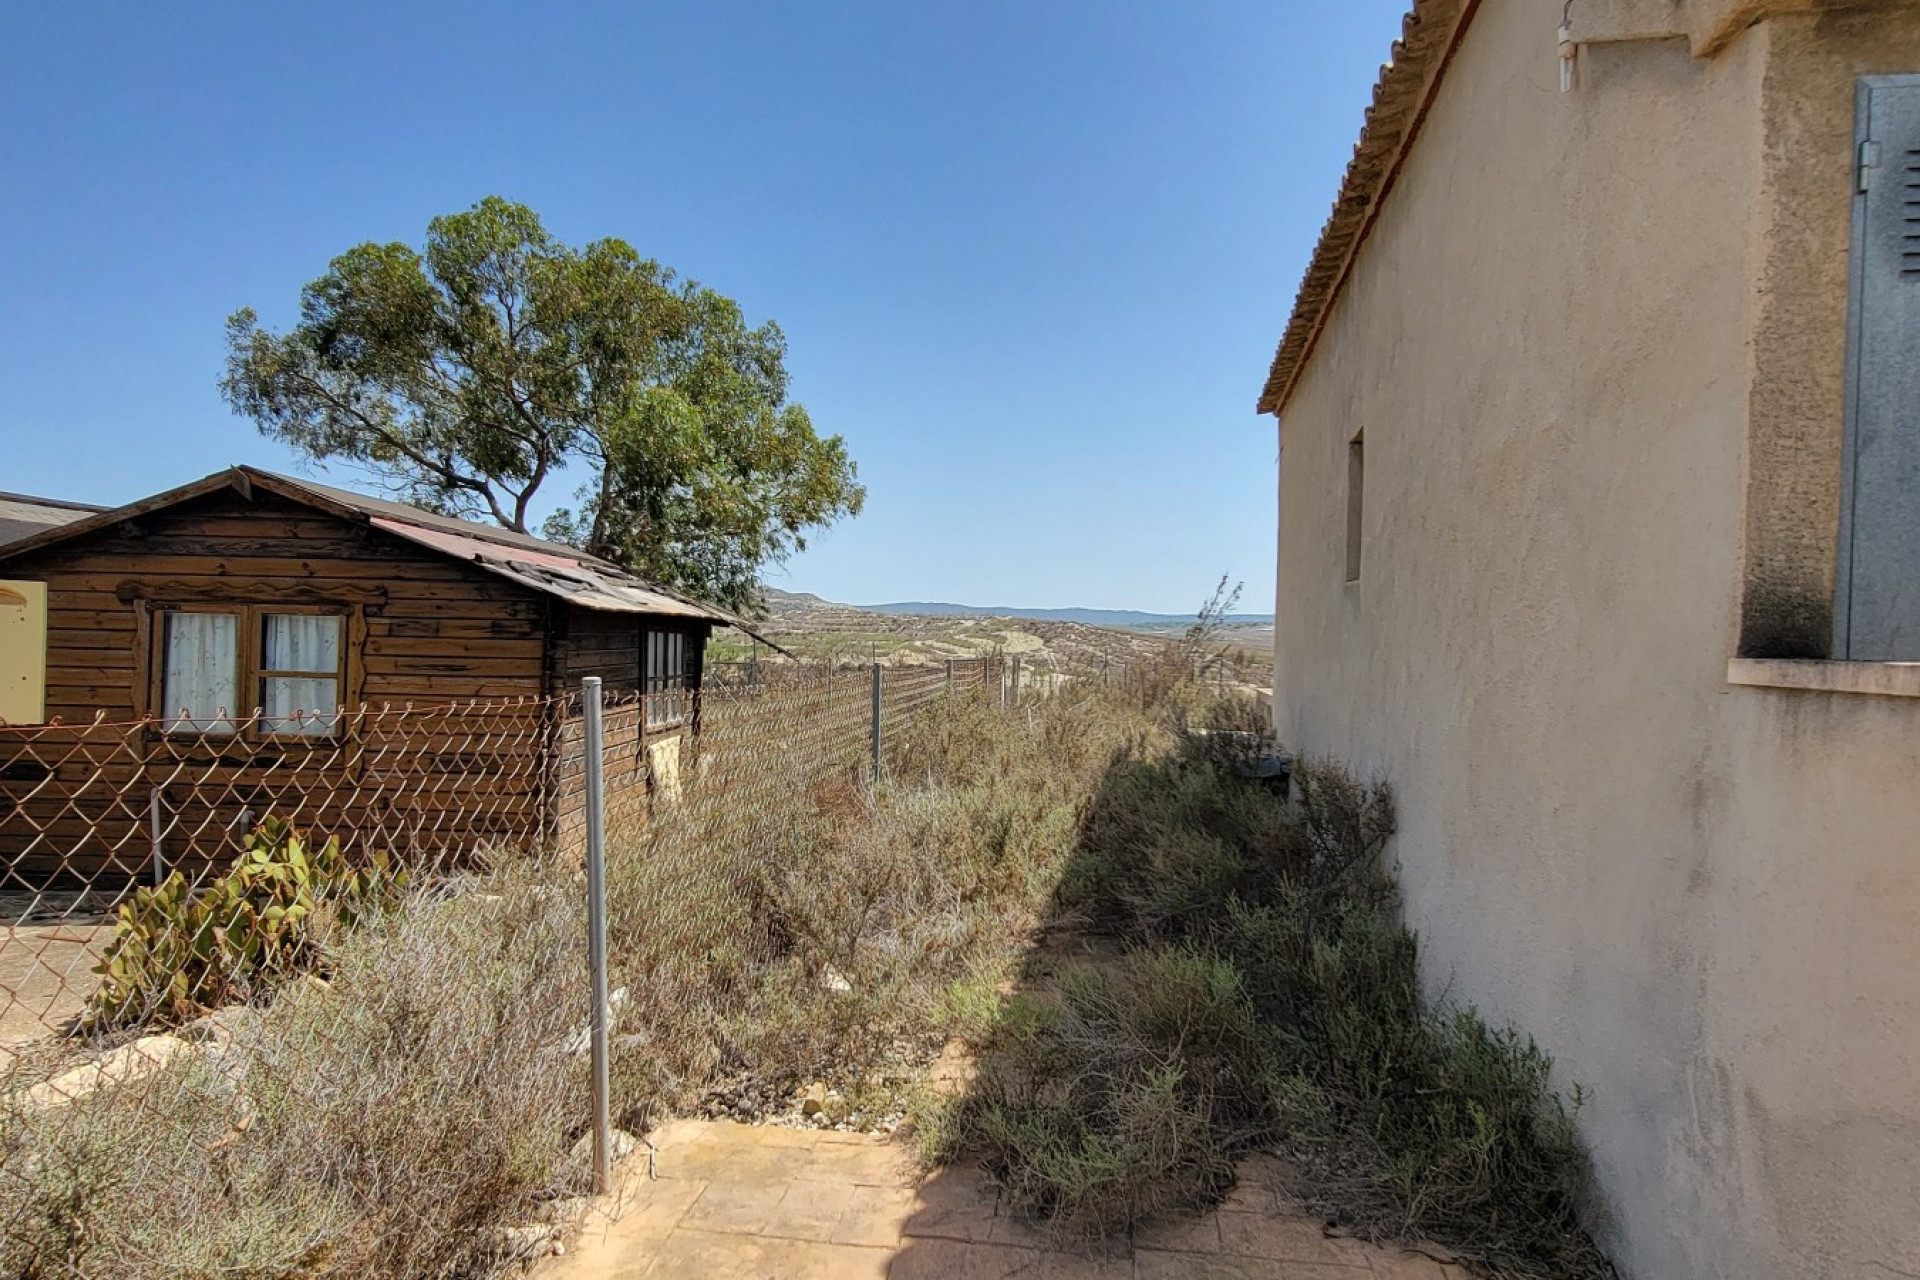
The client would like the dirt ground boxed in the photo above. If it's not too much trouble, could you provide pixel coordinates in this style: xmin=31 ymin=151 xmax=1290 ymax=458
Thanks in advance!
xmin=0 ymin=892 xmax=113 ymax=1063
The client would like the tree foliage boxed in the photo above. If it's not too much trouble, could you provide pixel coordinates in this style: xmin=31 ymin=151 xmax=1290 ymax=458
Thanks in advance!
xmin=221 ymin=197 xmax=863 ymax=614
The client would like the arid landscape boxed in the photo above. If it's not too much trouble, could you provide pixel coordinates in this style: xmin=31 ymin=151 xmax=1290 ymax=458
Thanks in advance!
xmin=713 ymin=588 xmax=1273 ymax=674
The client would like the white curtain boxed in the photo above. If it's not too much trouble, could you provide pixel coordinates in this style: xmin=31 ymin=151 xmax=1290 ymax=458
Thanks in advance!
xmin=263 ymin=614 xmax=341 ymax=672
xmin=163 ymin=613 xmax=238 ymax=734
xmin=262 ymin=615 xmax=342 ymax=735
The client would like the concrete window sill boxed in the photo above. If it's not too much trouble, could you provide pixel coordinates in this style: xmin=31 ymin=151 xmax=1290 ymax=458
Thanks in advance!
xmin=1726 ymin=659 xmax=1920 ymax=699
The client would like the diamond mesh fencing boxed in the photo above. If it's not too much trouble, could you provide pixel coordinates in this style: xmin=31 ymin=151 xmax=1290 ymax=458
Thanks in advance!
xmin=0 ymin=653 xmax=1088 ymax=1274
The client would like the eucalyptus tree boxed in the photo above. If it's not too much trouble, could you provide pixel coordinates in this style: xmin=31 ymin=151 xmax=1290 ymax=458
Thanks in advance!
xmin=222 ymin=197 xmax=862 ymax=614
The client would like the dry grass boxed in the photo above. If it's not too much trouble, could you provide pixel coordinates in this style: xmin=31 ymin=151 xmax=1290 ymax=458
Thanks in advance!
xmin=939 ymin=707 xmax=1616 ymax=1279
xmin=0 ymin=666 xmax=1161 ymax=1277
xmin=0 ymin=856 xmax=587 ymax=1277
xmin=0 ymin=647 xmax=1610 ymax=1280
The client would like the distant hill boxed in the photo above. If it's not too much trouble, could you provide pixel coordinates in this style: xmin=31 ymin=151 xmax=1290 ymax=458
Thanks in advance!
xmin=859 ymin=602 xmax=1273 ymax=630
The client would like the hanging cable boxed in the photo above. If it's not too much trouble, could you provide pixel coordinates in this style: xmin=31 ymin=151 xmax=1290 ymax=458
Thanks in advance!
xmin=1559 ymin=0 xmax=1578 ymax=93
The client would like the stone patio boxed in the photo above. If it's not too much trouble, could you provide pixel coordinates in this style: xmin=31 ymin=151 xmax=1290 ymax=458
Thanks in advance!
xmin=540 ymin=1118 xmax=1473 ymax=1279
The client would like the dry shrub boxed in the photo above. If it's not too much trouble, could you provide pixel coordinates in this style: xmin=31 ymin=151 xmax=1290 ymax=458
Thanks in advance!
xmin=956 ymin=728 xmax=1614 ymax=1278
xmin=970 ymin=946 xmax=1259 ymax=1236
xmin=0 ymin=856 xmax=587 ymax=1278
xmin=0 ymin=667 xmax=1162 ymax=1278
xmin=598 ymin=680 xmax=1167 ymax=1129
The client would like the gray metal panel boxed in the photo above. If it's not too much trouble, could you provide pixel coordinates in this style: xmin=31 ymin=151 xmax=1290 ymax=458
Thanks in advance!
xmin=1841 ymin=76 xmax=1920 ymax=661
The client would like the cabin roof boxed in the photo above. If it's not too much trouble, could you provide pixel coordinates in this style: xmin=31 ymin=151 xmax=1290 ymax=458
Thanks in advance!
xmin=0 ymin=491 xmax=109 ymax=549
xmin=0 ymin=466 xmax=781 ymax=647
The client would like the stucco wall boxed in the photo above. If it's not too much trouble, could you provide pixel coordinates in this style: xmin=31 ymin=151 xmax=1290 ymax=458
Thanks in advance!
xmin=1271 ymin=3 xmax=1920 ymax=1277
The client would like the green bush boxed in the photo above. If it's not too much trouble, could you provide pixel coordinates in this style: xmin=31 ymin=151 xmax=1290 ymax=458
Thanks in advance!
xmin=85 ymin=817 xmax=406 ymax=1031
xmin=970 ymin=948 xmax=1257 ymax=1236
xmin=959 ymin=744 xmax=1613 ymax=1277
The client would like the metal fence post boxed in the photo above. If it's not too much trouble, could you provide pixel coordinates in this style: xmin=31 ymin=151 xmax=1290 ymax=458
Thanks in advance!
xmin=869 ymin=663 xmax=883 ymax=787
xmin=946 ymin=658 xmax=954 ymax=702
xmin=982 ymin=655 xmax=991 ymax=704
xmin=581 ymin=676 xmax=612 ymax=1195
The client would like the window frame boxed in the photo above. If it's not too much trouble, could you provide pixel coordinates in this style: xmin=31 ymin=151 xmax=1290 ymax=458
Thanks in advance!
xmin=151 ymin=602 xmax=351 ymax=741
xmin=1345 ymin=430 xmax=1365 ymax=585
xmin=644 ymin=627 xmax=691 ymax=730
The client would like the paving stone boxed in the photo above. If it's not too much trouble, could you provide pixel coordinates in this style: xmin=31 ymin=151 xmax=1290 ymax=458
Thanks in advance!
xmin=792 ymin=1137 xmax=917 ymax=1187
xmin=663 ymin=1134 xmax=820 ymax=1183
xmin=536 ymin=1117 xmax=1445 ymax=1279
xmin=886 ymin=1237 xmax=975 ymax=1279
xmin=735 ymin=1123 xmax=824 ymax=1149
xmin=561 ymin=1175 xmax=708 ymax=1272
xmin=891 ymin=1237 xmax=1111 ymax=1279
xmin=1133 ymin=1210 xmax=1224 ymax=1254
xmin=900 ymin=1165 xmax=1000 ymax=1242
xmin=680 ymin=1177 xmax=789 ymax=1235
xmin=984 ymin=1207 xmax=1055 ymax=1249
xmin=1216 ymin=1210 xmax=1377 ymax=1266
xmin=760 ymin=1180 xmax=859 ymax=1243
xmin=645 ymin=1228 xmax=892 ymax=1279
xmin=1137 ymin=1250 xmax=1369 ymax=1279
xmin=831 ymin=1184 xmax=918 ymax=1247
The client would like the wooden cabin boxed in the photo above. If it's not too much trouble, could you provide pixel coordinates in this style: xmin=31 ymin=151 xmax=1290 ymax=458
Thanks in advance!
xmin=0 ymin=466 xmax=762 ymax=887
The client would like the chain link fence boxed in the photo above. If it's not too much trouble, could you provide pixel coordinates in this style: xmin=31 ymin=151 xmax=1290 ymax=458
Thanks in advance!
xmin=0 ymin=648 xmax=1186 ymax=1271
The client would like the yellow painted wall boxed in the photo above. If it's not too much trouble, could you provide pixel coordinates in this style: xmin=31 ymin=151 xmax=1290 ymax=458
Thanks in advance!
xmin=0 ymin=580 xmax=47 ymax=726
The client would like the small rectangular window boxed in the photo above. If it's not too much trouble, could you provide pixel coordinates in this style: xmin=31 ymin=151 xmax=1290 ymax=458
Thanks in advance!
xmin=645 ymin=629 xmax=687 ymax=728
xmin=1346 ymin=431 xmax=1365 ymax=584
xmin=260 ymin=614 xmax=344 ymax=736
xmin=162 ymin=611 xmax=240 ymax=734
xmin=156 ymin=606 xmax=347 ymax=737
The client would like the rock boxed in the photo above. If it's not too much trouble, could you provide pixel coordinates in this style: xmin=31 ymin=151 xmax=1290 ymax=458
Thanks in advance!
xmin=22 ymin=1035 xmax=188 ymax=1111
xmin=534 ymin=1195 xmax=596 ymax=1225
xmin=179 ymin=1005 xmax=261 ymax=1050
xmin=822 ymin=966 xmax=852 ymax=994
xmin=800 ymin=1082 xmax=829 ymax=1116
xmin=562 ymin=988 xmax=632 ymax=1057
xmin=500 ymin=1224 xmax=557 ymax=1259
xmin=568 ymin=1127 xmax=639 ymax=1167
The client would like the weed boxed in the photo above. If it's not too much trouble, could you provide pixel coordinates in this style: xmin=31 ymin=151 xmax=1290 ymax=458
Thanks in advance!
xmin=956 ymin=735 xmax=1613 ymax=1278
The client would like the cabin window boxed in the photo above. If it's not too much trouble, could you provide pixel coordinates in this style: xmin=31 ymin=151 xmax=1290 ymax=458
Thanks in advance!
xmin=645 ymin=630 xmax=688 ymax=728
xmin=156 ymin=607 xmax=346 ymax=737
xmin=259 ymin=614 xmax=343 ymax=735
xmin=161 ymin=612 xmax=240 ymax=734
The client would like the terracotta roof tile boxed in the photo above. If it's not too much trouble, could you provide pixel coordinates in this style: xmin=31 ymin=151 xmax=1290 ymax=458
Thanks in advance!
xmin=1257 ymin=0 xmax=1477 ymax=416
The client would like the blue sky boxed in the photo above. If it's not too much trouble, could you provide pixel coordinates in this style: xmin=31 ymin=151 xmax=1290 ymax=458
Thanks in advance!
xmin=1 ymin=2 xmax=1405 ymax=615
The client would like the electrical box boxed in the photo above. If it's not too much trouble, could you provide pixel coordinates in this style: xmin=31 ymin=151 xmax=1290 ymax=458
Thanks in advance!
xmin=0 ymin=581 xmax=48 ymax=726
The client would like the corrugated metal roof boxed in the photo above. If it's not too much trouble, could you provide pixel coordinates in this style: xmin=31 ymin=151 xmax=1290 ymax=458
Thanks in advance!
xmin=368 ymin=518 xmax=720 ymax=621
xmin=0 ymin=467 xmax=785 ymax=649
